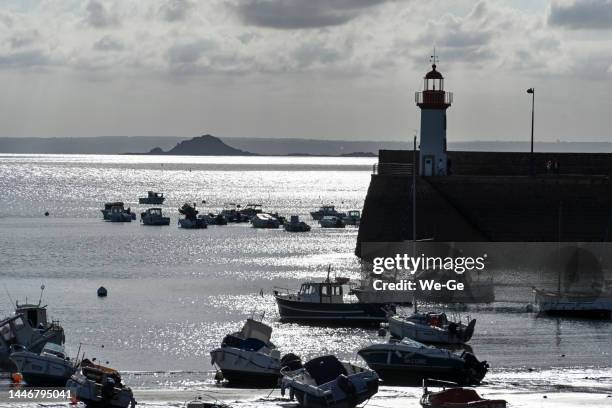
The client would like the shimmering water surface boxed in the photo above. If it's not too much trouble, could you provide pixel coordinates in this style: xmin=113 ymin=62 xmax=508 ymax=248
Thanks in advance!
xmin=0 ymin=154 xmax=611 ymax=406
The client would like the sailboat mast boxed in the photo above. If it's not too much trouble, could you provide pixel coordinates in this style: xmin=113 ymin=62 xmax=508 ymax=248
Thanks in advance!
xmin=413 ymin=135 xmax=418 ymax=313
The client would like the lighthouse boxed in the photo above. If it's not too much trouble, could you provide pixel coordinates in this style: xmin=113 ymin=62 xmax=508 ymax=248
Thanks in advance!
xmin=415 ymin=59 xmax=453 ymax=176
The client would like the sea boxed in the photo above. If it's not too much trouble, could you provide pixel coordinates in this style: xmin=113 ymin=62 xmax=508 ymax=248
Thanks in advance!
xmin=0 ymin=154 xmax=611 ymax=407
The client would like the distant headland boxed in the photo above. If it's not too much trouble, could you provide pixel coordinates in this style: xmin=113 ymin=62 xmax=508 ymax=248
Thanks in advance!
xmin=143 ymin=134 xmax=256 ymax=156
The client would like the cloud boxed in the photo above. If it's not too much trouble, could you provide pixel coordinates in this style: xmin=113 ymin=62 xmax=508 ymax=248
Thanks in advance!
xmin=230 ymin=0 xmax=395 ymax=29
xmin=84 ymin=0 xmax=119 ymax=28
xmin=93 ymin=36 xmax=124 ymax=51
xmin=0 ymin=49 xmax=50 ymax=68
xmin=549 ymin=0 xmax=612 ymax=29
xmin=159 ymin=0 xmax=194 ymax=22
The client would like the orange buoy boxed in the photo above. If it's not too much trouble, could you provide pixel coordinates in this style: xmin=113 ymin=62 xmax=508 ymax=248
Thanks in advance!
xmin=11 ymin=372 xmax=23 ymax=384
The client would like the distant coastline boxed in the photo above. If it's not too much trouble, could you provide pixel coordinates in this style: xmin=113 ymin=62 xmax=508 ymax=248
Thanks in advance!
xmin=2 ymin=135 xmax=612 ymax=156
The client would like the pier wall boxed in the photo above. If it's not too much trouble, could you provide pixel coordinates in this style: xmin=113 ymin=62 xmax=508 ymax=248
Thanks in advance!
xmin=356 ymin=150 xmax=612 ymax=258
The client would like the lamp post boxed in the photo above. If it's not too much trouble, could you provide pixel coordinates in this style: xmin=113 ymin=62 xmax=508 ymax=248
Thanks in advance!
xmin=527 ymin=88 xmax=535 ymax=175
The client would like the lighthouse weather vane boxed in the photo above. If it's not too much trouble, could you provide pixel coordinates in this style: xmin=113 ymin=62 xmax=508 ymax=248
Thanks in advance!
xmin=430 ymin=48 xmax=439 ymax=66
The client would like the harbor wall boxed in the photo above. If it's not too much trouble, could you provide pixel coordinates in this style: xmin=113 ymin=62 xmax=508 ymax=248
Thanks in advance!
xmin=356 ymin=150 xmax=612 ymax=258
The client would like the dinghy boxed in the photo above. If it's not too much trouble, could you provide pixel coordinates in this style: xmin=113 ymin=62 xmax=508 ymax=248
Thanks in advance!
xmin=281 ymin=355 xmax=379 ymax=408
xmin=358 ymin=338 xmax=488 ymax=386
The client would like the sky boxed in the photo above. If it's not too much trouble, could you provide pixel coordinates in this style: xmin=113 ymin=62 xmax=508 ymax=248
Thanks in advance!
xmin=0 ymin=0 xmax=611 ymax=142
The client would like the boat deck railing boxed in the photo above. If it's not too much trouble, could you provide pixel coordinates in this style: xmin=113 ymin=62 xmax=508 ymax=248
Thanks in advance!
xmin=373 ymin=162 xmax=415 ymax=176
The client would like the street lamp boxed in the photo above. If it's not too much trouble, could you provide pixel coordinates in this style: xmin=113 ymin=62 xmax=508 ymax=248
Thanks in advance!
xmin=527 ymin=88 xmax=535 ymax=175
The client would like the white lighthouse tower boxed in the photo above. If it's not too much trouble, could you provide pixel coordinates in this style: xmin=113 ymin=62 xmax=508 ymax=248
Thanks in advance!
xmin=415 ymin=57 xmax=453 ymax=176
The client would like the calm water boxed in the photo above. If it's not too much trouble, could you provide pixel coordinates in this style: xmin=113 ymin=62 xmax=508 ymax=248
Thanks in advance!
xmin=0 ymin=154 xmax=611 ymax=406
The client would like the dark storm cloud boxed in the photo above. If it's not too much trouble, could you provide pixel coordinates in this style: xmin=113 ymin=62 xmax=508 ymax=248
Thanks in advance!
xmin=231 ymin=0 xmax=396 ymax=29
xmin=84 ymin=0 xmax=119 ymax=28
xmin=159 ymin=0 xmax=194 ymax=22
xmin=549 ymin=0 xmax=612 ymax=29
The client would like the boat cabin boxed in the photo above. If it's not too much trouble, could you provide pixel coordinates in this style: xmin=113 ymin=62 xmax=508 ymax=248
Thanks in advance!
xmin=145 ymin=208 xmax=163 ymax=217
xmin=297 ymin=281 xmax=344 ymax=304
xmin=0 ymin=315 xmax=35 ymax=350
xmin=103 ymin=202 xmax=124 ymax=211
xmin=147 ymin=191 xmax=163 ymax=199
xmin=41 ymin=342 xmax=67 ymax=359
xmin=15 ymin=302 xmax=49 ymax=329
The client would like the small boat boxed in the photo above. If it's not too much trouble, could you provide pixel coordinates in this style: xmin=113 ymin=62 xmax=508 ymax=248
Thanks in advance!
xmin=221 ymin=204 xmax=250 ymax=223
xmin=138 ymin=191 xmax=165 ymax=205
xmin=66 ymin=360 xmax=136 ymax=408
xmin=319 ymin=216 xmax=346 ymax=228
xmin=358 ymin=338 xmax=488 ymax=386
xmin=251 ymin=213 xmax=280 ymax=229
xmin=199 ymin=213 xmax=228 ymax=225
xmin=9 ymin=342 xmax=76 ymax=387
xmin=101 ymin=202 xmax=135 ymax=221
xmin=185 ymin=396 xmax=232 ymax=408
xmin=239 ymin=203 xmax=263 ymax=218
xmin=179 ymin=203 xmax=207 ymax=229
xmin=15 ymin=296 xmax=65 ymax=346
xmin=210 ymin=318 xmax=286 ymax=386
xmin=342 ymin=210 xmax=361 ymax=226
xmin=420 ymin=379 xmax=507 ymax=408
xmin=310 ymin=205 xmax=345 ymax=221
xmin=281 ymin=355 xmax=379 ymax=408
xmin=273 ymin=274 xmax=394 ymax=326
xmin=284 ymin=215 xmax=311 ymax=232
xmin=0 ymin=315 xmax=64 ymax=371
xmin=388 ymin=312 xmax=476 ymax=344
xmin=108 ymin=205 xmax=133 ymax=222
xmin=140 ymin=208 xmax=170 ymax=226
xmin=534 ymin=288 xmax=612 ymax=318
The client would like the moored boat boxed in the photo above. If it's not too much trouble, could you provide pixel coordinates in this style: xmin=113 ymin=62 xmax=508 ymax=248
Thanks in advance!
xmin=357 ymin=338 xmax=488 ymax=385
xmin=179 ymin=203 xmax=207 ymax=229
xmin=310 ymin=205 xmax=345 ymax=221
xmin=420 ymin=379 xmax=507 ymax=408
xmin=342 ymin=210 xmax=361 ymax=226
xmin=109 ymin=205 xmax=133 ymax=222
xmin=280 ymin=355 xmax=379 ymax=408
xmin=140 ymin=208 xmax=170 ymax=226
xmin=534 ymin=288 xmax=612 ymax=318
xmin=9 ymin=342 xmax=76 ymax=387
xmin=388 ymin=312 xmax=476 ymax=344
xmin=319 ymin=216 xmax=346 ymax=228
xmin=138 ymin=191 xmax=165 ymax=205
xmin=273 ymin=276 xmax=394 ymax=326
xmin=251 ymin=213 xmax=280 ymax=229
xmin=284 ymin=215 xmax=311 ymax=232
xmin=210 ymin=318 xmax=286 ymax=386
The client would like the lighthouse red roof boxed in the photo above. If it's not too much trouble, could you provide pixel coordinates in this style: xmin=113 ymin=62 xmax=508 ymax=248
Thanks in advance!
xmin=425 ymin=64 xmax=444 ymax=79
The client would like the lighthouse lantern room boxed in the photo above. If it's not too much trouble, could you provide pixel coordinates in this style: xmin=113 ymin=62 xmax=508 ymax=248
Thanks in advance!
xmin=415 ymin=57 xmax=453 ymax=176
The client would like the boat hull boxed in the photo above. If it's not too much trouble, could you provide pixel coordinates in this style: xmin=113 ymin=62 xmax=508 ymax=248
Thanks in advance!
xmin=290 ymin=383 xmax=378 ymax=408
xmin=535 ymin=290 xmax=612 ymax=318
xmin=210 ymin=348 xmax=280 ymax=387
xmin=274 ymin=296 xmax=393 ymax=326
xmin=10 ymin=352 xmax=75 ymax=387
xmin=388 ymin=316 xmax=475 ymax=344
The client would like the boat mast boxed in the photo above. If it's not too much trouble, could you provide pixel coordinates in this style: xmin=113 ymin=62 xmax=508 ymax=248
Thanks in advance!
xmin=557 ymin=201 xmax=563 ymax=296
xmin=413 ymin=134 xmax=418 ymax=314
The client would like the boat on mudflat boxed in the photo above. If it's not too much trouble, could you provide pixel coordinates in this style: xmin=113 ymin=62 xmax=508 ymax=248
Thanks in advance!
xmin=357 ymin=338 xmax=488 ymax=386
xmin=388 ymin=312 xmax=476 ymax=344
xmin=281 ymin=354 xmax=379 ymax=408
xmin=420 ymin=379 xmax=507 ymax=408
xmin=9 ymin=342 xmax=76 ymax=387
xmin=210 ymin=318 xmax=290 ymax=386
xmin=273 ymin=277 xmax=394 ymax=326
xmin=67 ymin=360 xmax=136 ymax=408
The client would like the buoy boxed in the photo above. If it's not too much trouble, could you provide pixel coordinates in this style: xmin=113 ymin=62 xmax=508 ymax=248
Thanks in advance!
xmin=11 ymin=372 xmax=23 ymax=384
xmin=44 ymin=211 xmax=49 ymax=217
xmin=97 ymin=286 xmax=108 ymax=297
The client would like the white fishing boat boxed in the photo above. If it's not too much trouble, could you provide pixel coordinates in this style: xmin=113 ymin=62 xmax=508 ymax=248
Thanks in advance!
xmin=388 ymin=312 xmax=476 ymax=344
xmin=251 ymin=213 xmax=280 ymax=229
xmin=280 ymin=355 xmax=379 ymax=408
xmin=319 ymin=216 xmax=345 ymax=228
xmin=138 ymin=191 xmax=165 ymax=205
xmin=66 ymin=361 xmax=136 ymax=408
xmin=9 ymin=342 xmax=76 ymax=387
xmin=210 ymin=319 xmax=286 ymax=386
xmin=140 ymin=208 xmax=170 ymax=226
